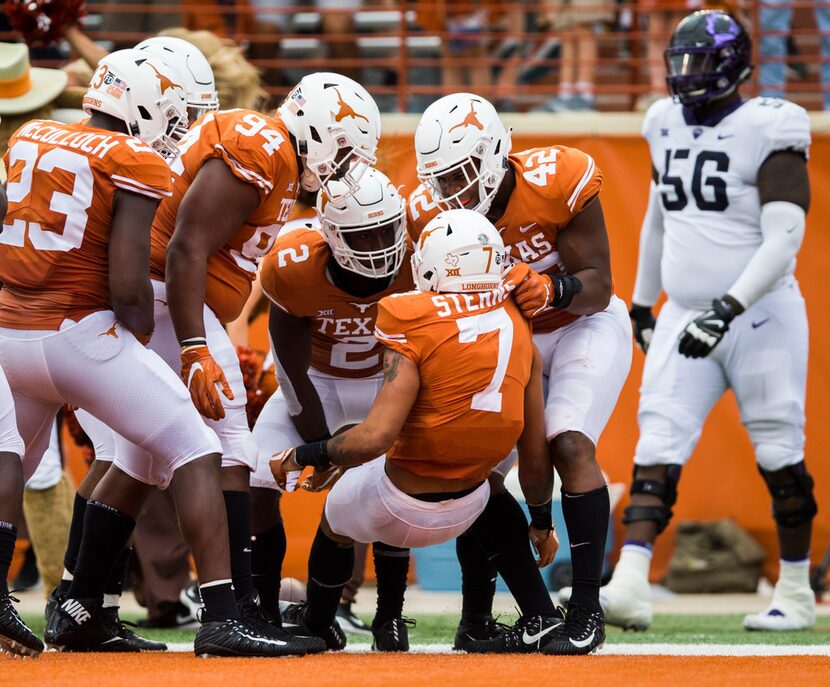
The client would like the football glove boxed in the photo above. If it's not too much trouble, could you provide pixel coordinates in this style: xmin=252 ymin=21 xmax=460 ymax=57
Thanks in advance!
xmin=505 ymin=262 xmax=552 ymax=318
xmin=677 ymin=298 xmax=737 ymax=359
xmin=269 ymin=448 xmax=304 ymax=493
xmin=180 ymin=344 xmax=234 ymax=421
xmin=529 ymin=526 xmax=559 ymax=569
xmin=299 ymin=465 xmax=343 ymax=493
xmin=629 ymin=304 xmax=656 ymax=353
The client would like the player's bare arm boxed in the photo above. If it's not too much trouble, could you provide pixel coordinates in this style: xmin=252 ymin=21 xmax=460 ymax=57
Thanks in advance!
xmin=166 ymin=158 xmax=260 ymax=341
xmin=517 ymin=346 xmax=558 ymax=568
xmin=758 ymin=151 xmax=809 ymax=211
xmin=167 ymin=158 xmax=260 ymax=419
xmin=555 ymin=195 xmax=613 ymax=315
xmin=269 ymin=302 xmax=330 ymax=442
xmin=271 ymin=348 xmax=419 ymax=488
xmin=108 ymin=190 xmax=159 ymax=340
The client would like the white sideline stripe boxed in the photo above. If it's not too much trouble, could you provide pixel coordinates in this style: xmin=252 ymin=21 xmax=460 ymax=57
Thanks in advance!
xmin=165 ymin=642 xmax=830 ymax=656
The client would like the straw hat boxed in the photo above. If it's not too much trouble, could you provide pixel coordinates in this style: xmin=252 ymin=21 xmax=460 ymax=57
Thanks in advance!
xmin=0 ymin=42 xmax=67 ymax=115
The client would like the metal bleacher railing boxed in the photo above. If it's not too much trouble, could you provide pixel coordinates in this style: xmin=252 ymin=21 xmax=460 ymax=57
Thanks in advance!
xmin=7 ymin=1 xmax=829 ymax=112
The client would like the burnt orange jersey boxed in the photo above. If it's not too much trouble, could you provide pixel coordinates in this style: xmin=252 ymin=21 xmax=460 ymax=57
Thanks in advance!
xmin=0 ymin=120 xmax=172 ymax=330
xmin=375 ymin=286 xmax=532 ymax=482
xmin=261 ymin=226 xmax=414 ymax=378
xmin=150 ymin=109 xmax=299 ymax=324
xmin=407 ymin=145 xmax=603 ymax=333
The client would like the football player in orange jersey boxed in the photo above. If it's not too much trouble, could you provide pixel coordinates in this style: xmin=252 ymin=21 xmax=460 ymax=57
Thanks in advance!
xmin=408 ymin=94 xmax=633 ymax=654
xmin=271 ymin=210 xmax=563 ymax=653
xmin=94 ymin=72 xmax=378 ymax=636
xmin=247 ymin=168 xmax=415 ymax=650
xmin=48 ymin=36 xmax=223 ymax=653
xmin=0 ymin=50 xmax=299 ymax=658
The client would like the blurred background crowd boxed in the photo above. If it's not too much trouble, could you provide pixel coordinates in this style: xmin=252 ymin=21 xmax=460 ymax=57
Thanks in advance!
xmin=1 ymin=1 xmax=828 ymax=115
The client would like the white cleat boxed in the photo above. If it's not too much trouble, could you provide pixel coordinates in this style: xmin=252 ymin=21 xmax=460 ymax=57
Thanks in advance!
xmin=743 ymin=573 xmax=816 ymax=632
xmin=558 ymin=574 xmax=653 ymax=632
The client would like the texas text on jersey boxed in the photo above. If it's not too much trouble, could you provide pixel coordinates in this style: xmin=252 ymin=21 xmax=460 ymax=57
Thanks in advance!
xmin=150 ymin=108 xmax=299 ymax=324
xmin=374 ymin=284 xmax=532 ymax=482
xmin=642 ymin=96 xmax=811 ymax=310
xmin=407 ymin=145 xmax=602 ymax=332
xmin=0 ymin=120 xmax=172 ymax=329
xmin=261 ymin=226 xmax=415 ymax=378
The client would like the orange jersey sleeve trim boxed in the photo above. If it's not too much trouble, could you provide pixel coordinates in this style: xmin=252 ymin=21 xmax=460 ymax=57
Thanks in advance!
xmin=215 ymin=143 xmax=274 ymax=193
xmin=111 ymin=173 xmax=172 ymax=200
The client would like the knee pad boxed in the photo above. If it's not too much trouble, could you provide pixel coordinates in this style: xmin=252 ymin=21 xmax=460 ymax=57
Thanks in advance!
xmin=622 ymin=464 xmax=682 ymax=534
xmin=758 ymin=461 xmax=817 ymax=528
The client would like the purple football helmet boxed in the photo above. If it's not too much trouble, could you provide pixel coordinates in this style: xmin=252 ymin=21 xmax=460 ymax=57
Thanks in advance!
xmin=664 ymin=10 xmax=753 ymax=109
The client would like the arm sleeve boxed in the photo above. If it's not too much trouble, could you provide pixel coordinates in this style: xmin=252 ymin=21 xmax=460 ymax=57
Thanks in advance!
xmin=631 ymin=181 xmax=665 ymax=307
xmin=726 ymin=201 xmax=806 ymax=309
xmin=374 ymin=298 xmax=421 ymax=364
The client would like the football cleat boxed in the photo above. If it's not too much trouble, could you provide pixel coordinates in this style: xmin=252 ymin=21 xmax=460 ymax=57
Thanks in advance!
xmin=560 ymin=571 xmax=653 ymax=632
xmin=0 ymin=593 xmax=44 ymax=658
xmin=239 ymin=592 xmax=325 ymax=655
xmin=744 ymin=572 xmax=816 ymax=631
xmin=45 ymin=597 xmax=138 ymax=652
xmin=194 ymin=617 xmax=315 ymax=658
xmin=282 ymin=602 xmax=347 ymax=651
xmin=460 ymin=612 xmax=564 ymax=653
xmin=541 ymin=603 xmax=605 ymax=655
xmin=371 ymin=617 xmax=415 ymax=652
xmin=44 ymin=586 xmax=62 ymax=622
xmin=101 ymin=607 xmax=167 ymax=651
xmin=453 ymin=615 xmax=509 ymax=651
xmin=336 ymin=602 xmax=371 ymax=635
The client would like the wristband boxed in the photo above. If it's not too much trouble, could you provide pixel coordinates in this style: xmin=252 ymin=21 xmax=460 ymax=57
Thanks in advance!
xmin=551 ymin=275 xmax=583 ymax=309
xmin=180 ymin=337 xmax=207 ymax=349
xmin=295 ymin=439 xmax=332 ymax=470
xmin=527 ymin=500 xmax=553 ymax=531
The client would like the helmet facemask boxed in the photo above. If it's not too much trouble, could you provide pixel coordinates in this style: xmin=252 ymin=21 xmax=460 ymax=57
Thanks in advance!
xmin=304 ymin=128 xmax=375 ymax=199
xmin=419 ymin=137 xmax=504 ymax=216
xmin=322 ymin=210 xmax=407 ymax=279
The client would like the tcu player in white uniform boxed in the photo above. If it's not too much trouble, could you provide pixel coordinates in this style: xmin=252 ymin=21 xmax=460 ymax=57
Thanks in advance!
xmin=601 ymin=10 xmax=816 ymax=632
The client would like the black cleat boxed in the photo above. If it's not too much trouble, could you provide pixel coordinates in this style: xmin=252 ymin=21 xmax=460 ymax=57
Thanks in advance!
xmin=541 ymin=603 xmax=605 ymax=655
xmin=282 ymin=602 xmax=346 ymax=651
xmin=462 ymin=612 xmax=564 ymax=654
xmin=0 ymin=593 xmax=44 ymax=658
xmin=194 ymin=616 xmax=316 ymax=658
xmin=45 ymin=586 xmax=62 ymax=623
xmin=371 ymin=617 xmax=415 ymax=652
xmin=336 ymin=602 xmax=371 ymax=635
xmin=239 ymin=593 xmax=325 ymax=655
xmin=101 ymin=607 xmax=167 ymax=651
xmin=45 ymin=597 xmax=137 ymax=652
xmin=453 ymin=615 xmax=509 ymax=651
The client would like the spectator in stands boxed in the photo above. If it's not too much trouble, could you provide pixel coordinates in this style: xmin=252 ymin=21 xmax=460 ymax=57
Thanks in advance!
xmin=534 ymin=0 xmax=615 ymax=111
xmin=98 ymin=0 xmax=182 ymax=49
xmin=760 ymin=0 xmax=830 ymax=110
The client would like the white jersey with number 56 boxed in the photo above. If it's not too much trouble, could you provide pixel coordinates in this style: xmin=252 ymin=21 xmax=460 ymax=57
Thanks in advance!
xmin=643 ymin=96 xmax=811 ymax=311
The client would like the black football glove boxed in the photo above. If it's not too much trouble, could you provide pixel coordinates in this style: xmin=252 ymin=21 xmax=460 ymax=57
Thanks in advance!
xmin=677 ymin=298 xmax=737 ymax=359
xmin=629 ymin=304 xmax=656 ymax=353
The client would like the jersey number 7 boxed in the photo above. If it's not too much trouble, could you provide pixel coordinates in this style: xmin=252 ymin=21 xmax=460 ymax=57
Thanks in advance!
xmin=456 ymin=308 xmax=514 ymax=413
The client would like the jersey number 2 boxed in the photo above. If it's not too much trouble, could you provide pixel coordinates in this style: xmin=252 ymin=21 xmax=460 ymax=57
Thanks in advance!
xmin=2 ymin=141 xmax=92 ymax=251
xmin=661 ymin=149 xmax=729 ymax=212
xmin=456 ymin=309 xmax=514 ymax=413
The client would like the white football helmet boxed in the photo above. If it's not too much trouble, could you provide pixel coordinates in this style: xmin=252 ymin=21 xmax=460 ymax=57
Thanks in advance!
xmin=415 ymin=93 xmax=511 ymax=216
xmin=83 ymin=49 xmax=189 ymax=159
xmin=135 ymin=36 xmax=219 ymax=121
xmin=317 ymin=168 xmax=406 ymax=279
xmin=278 ymin=72 xmax=381 ymax=198
xmin=412 ymin=209 xmax=506 ymax=293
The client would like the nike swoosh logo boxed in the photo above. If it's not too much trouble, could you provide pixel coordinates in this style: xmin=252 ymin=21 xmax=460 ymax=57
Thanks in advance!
xmin=570 ymin=630 xmax=596 ymax=649
xmin=717 ymin=134 xmax=734 ymax=139
xmin=519 ymin=223 xmax=537 ymax=233
xmin=187 ymin=362 xmax=203 ymax=388
xmin=522 ymin=624 xmax=558 ymax=645
xmin=570 ymin=541 xmax=591 ymax=548
xmin=497 ymin=226 xmax=507 ymax=235
xmin=751 ymin=318 xmax=770 ymax=329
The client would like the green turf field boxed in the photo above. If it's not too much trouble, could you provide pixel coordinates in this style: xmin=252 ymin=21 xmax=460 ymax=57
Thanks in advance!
xmin=23 ymin=612 xmax=830 ymax=647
